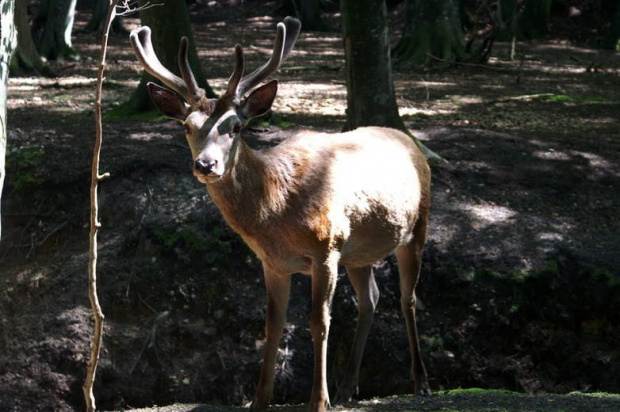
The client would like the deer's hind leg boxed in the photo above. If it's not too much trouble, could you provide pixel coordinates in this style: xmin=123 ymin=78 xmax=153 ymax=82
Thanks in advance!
xmin=334 ymin=265 xmax=379 ymax=404
xmin=395 ymin=215 xmax=431 ymax=396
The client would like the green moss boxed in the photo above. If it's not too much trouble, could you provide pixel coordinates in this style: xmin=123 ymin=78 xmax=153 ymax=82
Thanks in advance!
xmin=250 ymin=113 xmax=295 ymax=129
xmin=539 ymin=94 xmax=609 ymax=103
xmin=153 ymin=227 xmax=211 ymax=255
xmin=152 ymin=223 xmax=236 ymax=266
xmin=6 ymin=147 xmax=46 ymax=190
xmin=443 ymin=388 xmax=521 ymax=396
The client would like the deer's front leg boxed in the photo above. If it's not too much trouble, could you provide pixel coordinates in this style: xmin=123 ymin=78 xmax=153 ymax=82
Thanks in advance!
xmin=309 ymin=253 xmax=340 ymax=412
xmin=251 ymin=267 xmax=291 ymax=411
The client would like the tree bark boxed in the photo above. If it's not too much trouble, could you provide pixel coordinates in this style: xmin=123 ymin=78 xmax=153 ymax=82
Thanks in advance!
xmin=494 ymin=0 xmax=553 ymax=41
xmin=298 ymin=0 xmax=322 ymax=31
xmin=392 ymin=0 xmax=467 ymax=66
xmin=604 ymin=2 xmax=620 ymax=50
xmin=341 ymin=0 xmax=403 ymax=130
xmin=1 ymin=0 xmax=17 ymax=239
xmin=11 ymin=0 xmax=54 ymax=76
xmin=85 ymin=0 xmax=125 ymax=34
xmin=340 ymin=0 xmax=441 ymax=161
xmin=519 ymin=0 xmax=552 ymax=39
xmin=36 ymin=0 xmax=79 ymax=60
xmin=127 ymin=0 xmax=216 ymax=112
xmin=278 ymin=0 xmax=323 ymax=30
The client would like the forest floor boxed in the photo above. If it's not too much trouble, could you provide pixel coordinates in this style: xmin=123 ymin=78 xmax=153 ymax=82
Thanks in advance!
xmin=120 ymin=390 xmax=620 ymax=412
xmin=1 ymin=2 xmax=619 ymax=412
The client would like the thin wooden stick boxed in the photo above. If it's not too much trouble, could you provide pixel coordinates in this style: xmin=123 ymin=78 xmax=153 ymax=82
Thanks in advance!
xmin=83 ymin=1 xmax=117 ymax=410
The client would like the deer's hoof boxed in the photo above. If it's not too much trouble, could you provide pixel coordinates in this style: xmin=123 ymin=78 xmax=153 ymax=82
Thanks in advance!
xmin=250 ymin=399 xmax=269 ymax=411
xmin=309 ymin=395 xmax=330 ymax=412
xmin=333 ymin=384 xmax=355 ymax=405
xmin=418 ymin=387 xmax=432 ymax=396
xmin=414 ymin=378 xmax=432 ymax=397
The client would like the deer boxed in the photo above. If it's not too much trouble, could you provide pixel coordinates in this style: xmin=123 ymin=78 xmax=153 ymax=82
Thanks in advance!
xmin=129 ymin=17 xmax=432 ymax=412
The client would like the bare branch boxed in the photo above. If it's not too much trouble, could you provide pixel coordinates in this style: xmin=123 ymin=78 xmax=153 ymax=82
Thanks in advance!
xmin=83 ymin=1 xmax=118 ymax=410
xmin=115 ymin=0 xmax=160 ymax=17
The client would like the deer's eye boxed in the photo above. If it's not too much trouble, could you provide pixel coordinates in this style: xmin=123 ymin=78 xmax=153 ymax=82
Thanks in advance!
xmin=183 ymin=123 xmax=192 ymax=134
xmin=232 ymin=123 xmax=242 ymax=135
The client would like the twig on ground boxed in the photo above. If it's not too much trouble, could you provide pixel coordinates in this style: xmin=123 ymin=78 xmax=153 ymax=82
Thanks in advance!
xmin=129 ymin=310 xmax=170 ymax=374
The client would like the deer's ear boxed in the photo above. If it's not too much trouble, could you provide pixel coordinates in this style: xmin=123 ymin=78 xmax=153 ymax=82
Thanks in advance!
xmin=147 ymin=82 xmax=190 ymax=121
xmin=241 ymin=80 xmax=278 ymax=120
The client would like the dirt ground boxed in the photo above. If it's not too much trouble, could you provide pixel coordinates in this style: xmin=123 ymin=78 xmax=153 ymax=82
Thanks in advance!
xmin=117 ymin=390 xmax=620 ymax=412
xmin=1 ymin=2 xmax=619 ymax=412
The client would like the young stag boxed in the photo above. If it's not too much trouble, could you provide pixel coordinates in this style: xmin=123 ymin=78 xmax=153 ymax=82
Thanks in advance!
xmin=130 ymin=17 xmax=431 ymax=412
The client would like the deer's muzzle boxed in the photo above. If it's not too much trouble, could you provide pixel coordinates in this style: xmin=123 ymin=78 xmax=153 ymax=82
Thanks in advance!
xmin=194 ymin=158 xmax=218 ymax=177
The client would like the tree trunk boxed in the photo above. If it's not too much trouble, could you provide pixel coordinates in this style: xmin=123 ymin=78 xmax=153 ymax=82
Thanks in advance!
xmin=519 ymin=0 xmax=552 ymax=39
xmin=11 ymin=0 xmax=54 ymax=76
xmin=278 ymin=0 xmax=323 ymax=30
xmin=495 ymin=0 xmax=552 ymax=40
xmin=392 ymin=0 xmax=467 ymax=66
xmin=603 ymin=2 xmax=620 ymax=50
xmin=1 ymin=0 xmax=17 ymax=239
xmin=341 ymin=0 xmax=403 ymax=130
xmin=299 ymin=0 xmax=322 ymax=31
xmin=85 ymin=0 xmax=125 ymax=34
xmin=127 ymin=0 xmax=216 ymax=112
xmin=340 ymin=0 xmax=441 ymax=161
xmin=36 ymin=0 xmax=79 ymax=60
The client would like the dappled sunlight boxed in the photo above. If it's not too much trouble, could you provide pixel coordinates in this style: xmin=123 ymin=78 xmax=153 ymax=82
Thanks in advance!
xmin=572 ymin=150 xmax=620 ymax=178
xmin=394 ymin=79 xmax=459 ymax=94
xmin=534 ymin=42 xmax=600 ymax=54
xmin=199 ymin=48 xmax=238 ymax=58
xmin=532 ymin=149 xmax=572 ymax=161
xmin=398 ymin=104 xmax=437 ymax=117
xmin=537 ymin=231 xmax=565 ymax=243
xmin=531 ymin=148 xmax=619 ymax=179
xmin=205 ymin=79 xmax=349 ymax=120
xmin=273 ymin=81 xmax=347 ymax=118
xmin=446 ymin=95 xmax=486 ymax=105
xmin=457 ymin=202 xmax=517 ymax=229
xmin=128 ymin=132 xmax=175 ymax=142
xmin=7 ymin=91 xmax=93 ymax=114
xmin=487 ymin=42 xmax=619 ymax=76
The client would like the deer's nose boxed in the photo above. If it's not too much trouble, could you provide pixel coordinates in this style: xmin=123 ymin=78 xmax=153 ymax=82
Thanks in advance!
xmin=194 ymin=158 xmax=217 ymax=175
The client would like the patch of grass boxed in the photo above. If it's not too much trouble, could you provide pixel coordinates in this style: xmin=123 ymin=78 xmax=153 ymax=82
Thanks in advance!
xmin=539 ymin=94 xmax=609 ymax=103
xmin=6 ymin=146 xmax=46 ymax=190
xmin=153 ymin=227 xmax=210 ymax=255
xmin=250 ymin=113 xmax=295 ymax=129
xmin=152 ymin=224 xmax=234 ymax=266
xmin=443 ymin=388 xmax=521 ymax=396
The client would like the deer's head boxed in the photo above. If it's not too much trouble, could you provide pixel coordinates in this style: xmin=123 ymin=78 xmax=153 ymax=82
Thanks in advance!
xmin=129 ymin=18 xmax=301 ymax=184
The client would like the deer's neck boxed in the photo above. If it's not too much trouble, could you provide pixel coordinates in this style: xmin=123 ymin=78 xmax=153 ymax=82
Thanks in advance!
xmin=206 ymin=139 xmax=297 ymax=235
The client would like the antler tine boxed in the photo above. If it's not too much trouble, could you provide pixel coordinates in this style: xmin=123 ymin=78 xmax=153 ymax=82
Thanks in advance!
xmin=178 ymin=36 xmax=206 ymax=107
xmin=281 ymin=17 xmax=302 ymax=61
xmin=226 ymin=44 xmax=245 ymax=100
xmin=129 ymin=26 xmax=189 ymax=99
xmin=235 ymin=20 xmax=289 ymax=100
